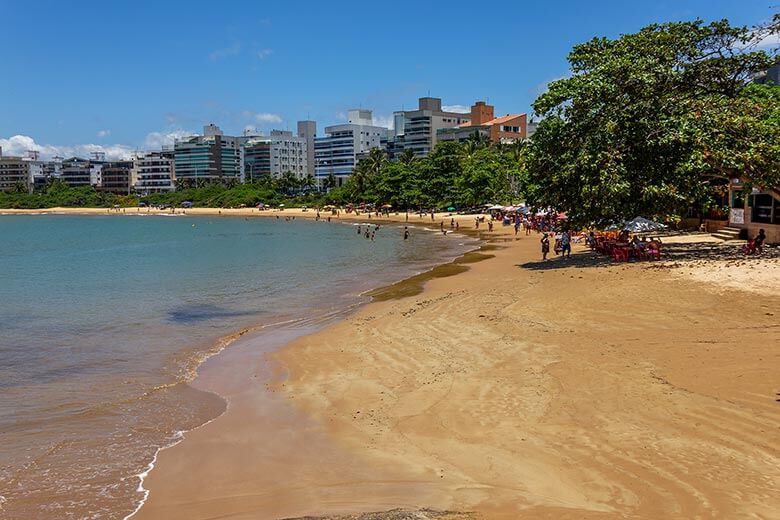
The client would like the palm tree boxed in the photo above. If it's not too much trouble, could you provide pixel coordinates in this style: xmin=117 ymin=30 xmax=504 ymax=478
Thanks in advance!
xmin=301 ymin=173 xmax=316 ymax=191
xmin=279 ymin=170 xmax=299 ymax=194
xmin=399 ymin=148 xmax=417 ymax=165
xmin=365 ymin=147 xmax=387 ymax=177
xmin=463 ymin=131 xmax=491 ymax=157
xmin=324 ymin=173 xmax=337 ymax=191
xmin=350 ymin=160 xmax=371 ymax=195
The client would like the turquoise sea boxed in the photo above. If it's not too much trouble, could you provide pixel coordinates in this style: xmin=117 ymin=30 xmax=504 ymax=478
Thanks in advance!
xmin=0 ymin=214 xmax=474 ymax=519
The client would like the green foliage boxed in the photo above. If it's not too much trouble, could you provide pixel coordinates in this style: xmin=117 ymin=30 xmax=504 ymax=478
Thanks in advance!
xmin=337 ymin=139 xmax=523 ymax=209
xmin=524 ymin=17 xmax=780 ymax=226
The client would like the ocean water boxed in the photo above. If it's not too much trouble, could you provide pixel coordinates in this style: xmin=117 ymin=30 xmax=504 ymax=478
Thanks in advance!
xmin=0 ymin=214 xmax=474 ymax=519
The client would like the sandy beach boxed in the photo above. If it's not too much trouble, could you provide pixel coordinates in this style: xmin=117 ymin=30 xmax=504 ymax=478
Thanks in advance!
xmin=5 ymin=208 xmax=779 ymax=519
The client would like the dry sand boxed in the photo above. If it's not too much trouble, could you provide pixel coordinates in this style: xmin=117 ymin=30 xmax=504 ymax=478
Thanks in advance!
xmin=6 ymin=208 xmax=779 ymax=519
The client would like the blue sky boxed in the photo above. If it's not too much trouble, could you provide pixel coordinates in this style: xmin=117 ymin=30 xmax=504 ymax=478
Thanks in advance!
xmin=0 ymin=0 xmax=776 ymax=158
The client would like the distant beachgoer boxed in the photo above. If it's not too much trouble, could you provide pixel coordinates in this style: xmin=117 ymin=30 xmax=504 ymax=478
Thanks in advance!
xmin=327 ymin=216 xmax=331 ymax=222
xmin=440 ymin=221 xmax=444 ymax=231
xmin=450 ymin=218 xmax=454 ymax=227
xmin=541 ymin=233 xmax=550 ymax=260
xmin=455 ymin=221 xmax=459 ymax=230
xmin=586 ymin=232 xmax=597 ymax=249
xmin=431 ymin=212 xmax=435 ymax=221
xmin=488 ymin=220 xmax=493 ymax=232
xmin=475 ymin=217 xmax=480 ymax=229
xmin=561 ymin=230 xmax=571 ymax=258
xmin=357 ymin=226 xmax=361 ymax=234
xmin=403 ymin=227 xmax=410 ymax=240
xmin=514 ymin=222 xmax=520 ymax=235
xmin=755 ymin=229 xmax=766 ymax=254
xmin=745 ymin=228 xmax=767 ymax=255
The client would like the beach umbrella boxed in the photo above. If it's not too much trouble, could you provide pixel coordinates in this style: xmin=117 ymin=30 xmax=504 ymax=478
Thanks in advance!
xmin=447 ymin=206 xmax=456 ymax=211
xmin=488 ymin=204 xmax=504 ymax=210
xmin=623 ymin=216 xmax=667 ymax=233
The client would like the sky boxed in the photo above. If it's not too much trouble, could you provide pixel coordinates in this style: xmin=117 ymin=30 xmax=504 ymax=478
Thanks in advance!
xmin=0 ymin=0 xmax=777 ymax=159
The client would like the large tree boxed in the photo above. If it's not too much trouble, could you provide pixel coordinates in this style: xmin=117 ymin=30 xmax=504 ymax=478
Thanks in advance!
xmin=523 ymin=17 xmax=780 ymax=226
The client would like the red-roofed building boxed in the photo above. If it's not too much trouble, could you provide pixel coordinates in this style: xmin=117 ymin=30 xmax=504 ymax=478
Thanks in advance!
xmin=438 ymin=101 xmax=527 ymax=145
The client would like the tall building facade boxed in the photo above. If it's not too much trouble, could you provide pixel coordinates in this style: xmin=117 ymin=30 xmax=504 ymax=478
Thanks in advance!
xmin=314 ymin=109 xmax=387 ymax=188
xmin=98 ymin=161 xmax=134 ymax=195
xmin=60 ymin=158 xmax=93 ymax=187
xmin=393 ymin=97 xmax=471 ymax=157
xmin=0 ymin=156 xmax=32 ymax=192
xmin=243 ymin=130 xmax=308 ymax=181
xmin=134 ymin=151 xmax=175 ymax=194
xmin=297 ymin=120 xmax=316 ymax=178
xmin=173 ymin=124 xmax=242 ymax=185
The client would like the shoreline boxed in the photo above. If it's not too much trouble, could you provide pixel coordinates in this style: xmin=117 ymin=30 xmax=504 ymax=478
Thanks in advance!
xmin=120 ymin=214 xmax=487 ymax=519
xmin=132 ymin=216 xmax=779 ymax=519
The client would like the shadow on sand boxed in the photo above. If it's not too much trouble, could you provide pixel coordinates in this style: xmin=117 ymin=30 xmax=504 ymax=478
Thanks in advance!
xmin=518 ymin=241 xmax=778 ymax=271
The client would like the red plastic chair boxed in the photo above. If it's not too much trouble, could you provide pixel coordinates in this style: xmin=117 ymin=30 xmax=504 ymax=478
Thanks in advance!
xmin=647 ymin=245 xmax=661 ymax=260
xmin=612 ymin=247 xmax=629 ymax=262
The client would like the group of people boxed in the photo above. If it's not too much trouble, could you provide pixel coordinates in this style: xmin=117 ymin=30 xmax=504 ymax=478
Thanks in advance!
xmin=540 ymin=230 xmax=573 ymax=260
xmin=356 ymin=223 xmax=381 ymax=241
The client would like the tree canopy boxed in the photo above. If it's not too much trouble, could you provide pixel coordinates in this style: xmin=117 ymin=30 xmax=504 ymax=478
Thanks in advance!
xmin=522 ymin=17 xmax=780 ymax=226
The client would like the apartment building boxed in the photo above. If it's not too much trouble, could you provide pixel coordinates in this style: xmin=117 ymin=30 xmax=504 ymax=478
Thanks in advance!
xmin=243 ymin=130 xmax=308 ymax=181
xmin=297 ymin=120 xmax=316 ymax=178
xmin=60 ymin=157 xmax=93 ymax=187
xmin=134 ymin=151 xmax=175 ymax=194
xmin=98 ymin=161 xmax=134 ymax=195
xmin=0 ymin=156 xmax=32 ymax=192
xmin=173 ymin=124 xmax=242 ymax=185
xmin=438 ymin=101 xmax=527 ymax=145
xmin=393 ymin=97 xmax=471 ymax=157
xmin=314 ymin=109 xmax=387 ymax=188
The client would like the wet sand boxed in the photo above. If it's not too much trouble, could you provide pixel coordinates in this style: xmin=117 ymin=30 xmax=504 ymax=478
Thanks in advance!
xmin=126 ymin=214 xmax=780 ymax=520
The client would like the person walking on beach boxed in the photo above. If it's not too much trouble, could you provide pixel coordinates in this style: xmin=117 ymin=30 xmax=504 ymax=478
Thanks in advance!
xmin=440 ymin=221 xmax=444 ymax=231
xmin=541 ymin=233 xmax=550 ymax=260
xmin=561 ymin=230 xmax=572 ymax=259
xmin=488 ymin=220 xmax=494 ymax=232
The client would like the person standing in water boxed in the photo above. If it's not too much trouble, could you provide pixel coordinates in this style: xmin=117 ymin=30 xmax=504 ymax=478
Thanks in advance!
xmin=403 ymin=227 xmax=410 ymax=240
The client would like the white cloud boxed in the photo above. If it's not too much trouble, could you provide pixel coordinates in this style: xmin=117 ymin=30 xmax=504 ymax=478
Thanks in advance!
xmin=209 ymin=43 xmax=241 ymax=61
xmin=442 ymin=104 xmax=470 ymax=114
xmin=143 ymin=130 xmax=196 ymax=149
xmin=335 ymin=111 xmax=347 ymax=121
xmin=372 ymin=114 xmax=394 ymax=130
xmin=0 ymin=134 xmax=134 ymax=161
xmin=254 ymin=112 xmax=282 ymax=124
xmin=97 ymin=129 xmax=110 ymax=138
xmin=753 ymin=32 xmax=780 ymax=50
xmin=256 ymin=48 xmax=273 ymax=59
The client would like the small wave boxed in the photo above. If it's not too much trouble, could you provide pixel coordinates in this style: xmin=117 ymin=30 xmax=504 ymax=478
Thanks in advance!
xmin=122 ymin=430 xmax=184 ymax=520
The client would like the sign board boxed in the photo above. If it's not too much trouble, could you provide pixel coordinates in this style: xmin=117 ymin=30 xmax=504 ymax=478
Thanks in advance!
xmin=730 ymin=208 xmax=744 ymax=225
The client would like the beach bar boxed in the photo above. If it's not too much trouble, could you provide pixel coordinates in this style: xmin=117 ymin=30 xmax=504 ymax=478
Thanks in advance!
xmin=728 ymin=178 xmax=780 ymax=244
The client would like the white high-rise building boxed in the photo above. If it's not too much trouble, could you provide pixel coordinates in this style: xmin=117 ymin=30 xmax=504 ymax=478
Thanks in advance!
xmin=314 ymin=109 xmax=388 ymax=188
xmin=134 ymin=151 xmax=175 ymax=194
xmin=243 ymin=129 xmax=308 ymax=181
